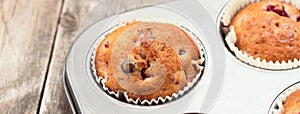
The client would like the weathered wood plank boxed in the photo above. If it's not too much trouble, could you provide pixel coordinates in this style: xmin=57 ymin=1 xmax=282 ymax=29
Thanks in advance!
xmin=0 ymin=0 xmax=63 ymax=113
xmin=38 ymin=0 xmax=99 ymax=113
xmin=39 ymin=0 xmax=170 ymax=113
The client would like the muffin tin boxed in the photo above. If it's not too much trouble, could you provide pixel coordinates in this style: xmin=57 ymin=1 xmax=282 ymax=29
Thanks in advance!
xmin=211 ymin=0 xmax=300 ymax=113
xmin=63 ymin=0 xmax=300 ymax=113
xmin=64 ymin=0 xmax=225 ymax=113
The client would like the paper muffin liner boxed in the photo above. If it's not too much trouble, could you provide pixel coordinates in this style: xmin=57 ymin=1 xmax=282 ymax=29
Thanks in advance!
xmin=270 ymin=81 xmax=300 ymax=114
xmin=91 ymin=22 xmax=128 ymax=81
xmin=91 ymin=18 xmax=206 ymax=105
xmin=221 ymin=0 xmax=300 ymax=70
xmin=90 ymin=22 xmax=128 ymax=98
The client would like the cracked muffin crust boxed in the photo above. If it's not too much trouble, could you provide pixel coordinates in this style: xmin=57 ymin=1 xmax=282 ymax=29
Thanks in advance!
xmin=94 ymin=21 xmax=202 ymax=101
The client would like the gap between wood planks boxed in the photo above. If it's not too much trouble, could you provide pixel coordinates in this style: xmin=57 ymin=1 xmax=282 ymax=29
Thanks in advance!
xmin=36 ymin=0 xmax=66 ymax=113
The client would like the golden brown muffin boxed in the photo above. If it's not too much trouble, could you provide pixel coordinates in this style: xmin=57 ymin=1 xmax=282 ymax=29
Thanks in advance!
xmin=231 ymin=0 xmax=300 ymax=63
xmin=94 ymin=21 xmax=202 ymax=101
xmin=283 ymin=90 xmax=300 ymax=114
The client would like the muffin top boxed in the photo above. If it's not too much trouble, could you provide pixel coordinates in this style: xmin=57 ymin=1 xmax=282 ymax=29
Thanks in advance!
xmin=231 ymin=0 xmax=300 ymax=63
xmin=283 ymin=89 xmax=300 ymax=114
xmin=94 ymin=21 xmax=203 ymax=100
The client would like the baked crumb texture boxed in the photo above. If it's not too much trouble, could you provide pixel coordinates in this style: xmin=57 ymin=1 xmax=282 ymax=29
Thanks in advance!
xmin=93 ymin=21 xmax=205 ymax=105
xmin=222 ymin=0 xmax=300 ymax=70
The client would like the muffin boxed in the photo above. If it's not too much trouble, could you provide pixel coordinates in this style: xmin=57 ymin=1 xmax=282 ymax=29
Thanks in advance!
xmin=222 ymin=0 xmax=300 ymax=70
xmin=94 ymin=21 xmax=205 ymax=104
xmin=269 ymin=82 xmax=300 ymax=114
xmin=283 ymin=90 xmax=300 ymax=114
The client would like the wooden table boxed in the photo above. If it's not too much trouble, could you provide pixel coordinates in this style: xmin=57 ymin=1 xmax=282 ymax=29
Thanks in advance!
xmin=0 ymin=0 xmax=169 ymax=113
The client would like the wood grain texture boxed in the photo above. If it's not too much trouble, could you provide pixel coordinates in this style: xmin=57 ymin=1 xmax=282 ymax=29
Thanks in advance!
xmin=39 ymin=0 xmax=171 ymax=113
xmin=38 ymin=0 xmax=99 ymax=113
xmin=0 ymin=0 xmax=63 ymax=113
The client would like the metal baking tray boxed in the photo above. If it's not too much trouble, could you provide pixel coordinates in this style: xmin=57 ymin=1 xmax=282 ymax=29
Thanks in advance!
xmin=63 ymin=0 xmax=300 ymax=113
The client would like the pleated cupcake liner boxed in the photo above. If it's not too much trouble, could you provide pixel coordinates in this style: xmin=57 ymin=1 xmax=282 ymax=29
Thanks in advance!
xmin=91 ymin=22 xmax=128 ymax=81
xmin=221 ymin=0 xmax=300 ymax=70
xmin=270 ymin=82 xmax=300 ymax=114
xmin=91 ymin=18 xmax=206 ymax=105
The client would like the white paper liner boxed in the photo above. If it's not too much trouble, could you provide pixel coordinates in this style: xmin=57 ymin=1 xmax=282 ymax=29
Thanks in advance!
xmin=91 ymin=18 xmax=207 ymax=105
xmin=221 ymin=0 xmax=300 ymax=70
xmin=91 ymin=22 xmax=128 ymax=81
xmin=270 ymin=82 xmax=300 ymax=114
xmin=90 ymin=22 xmax=128 ymax=98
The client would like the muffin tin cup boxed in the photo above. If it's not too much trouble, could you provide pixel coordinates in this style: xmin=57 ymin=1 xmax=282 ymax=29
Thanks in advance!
xmin=269 ymin=81 xmax=300 ymax=114
xmin=90 ymin=18 xmax=207 ymax=105
xmin=64 ymin=0 xmax=226 ymax=113
xmin=221 ymin=0 xmax=300 ymax=70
